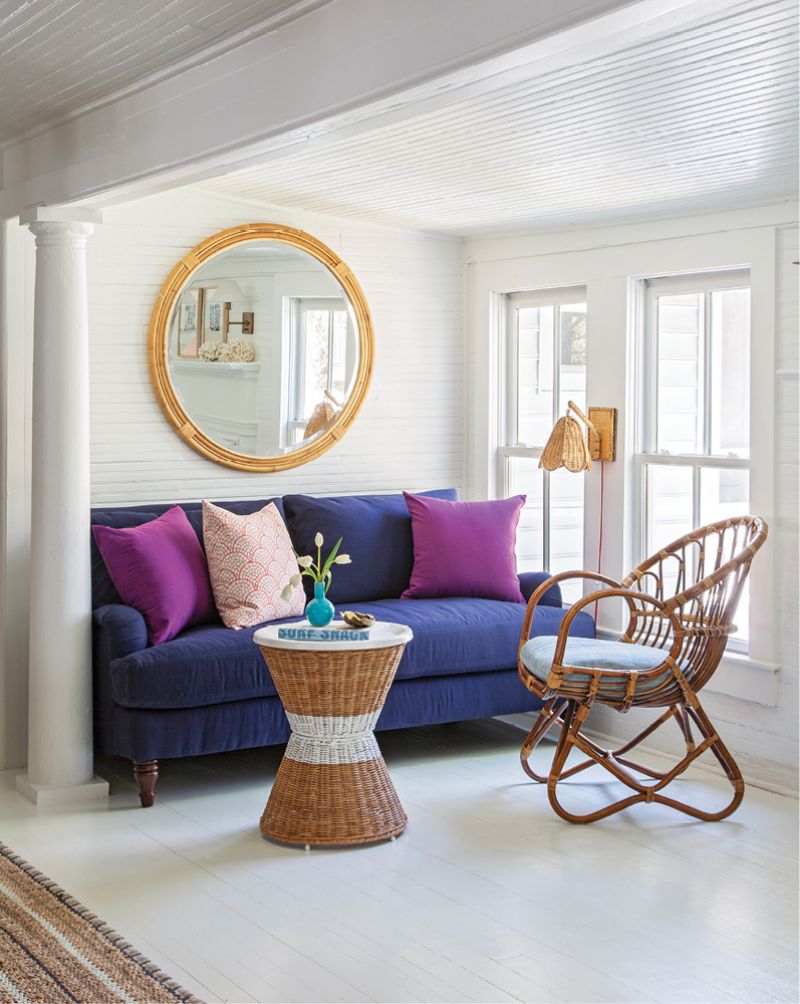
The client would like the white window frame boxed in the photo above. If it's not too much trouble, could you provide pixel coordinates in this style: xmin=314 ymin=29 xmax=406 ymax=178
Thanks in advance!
xmin=636 ymin=268 xmax=751 ymax=653
xmin=499 ymin=285 xmax=586 ymax=570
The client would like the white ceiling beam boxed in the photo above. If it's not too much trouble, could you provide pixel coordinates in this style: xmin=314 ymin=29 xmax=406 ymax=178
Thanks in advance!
xmin=0 ymin=0 xmax=746 ymax=216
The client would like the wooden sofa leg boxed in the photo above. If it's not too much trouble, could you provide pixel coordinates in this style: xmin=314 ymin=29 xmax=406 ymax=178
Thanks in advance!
xmin=134 ymin=761 xmax=159 ymax=807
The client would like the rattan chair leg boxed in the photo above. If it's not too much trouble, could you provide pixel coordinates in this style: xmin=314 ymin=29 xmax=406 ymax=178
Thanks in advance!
xmin=542 ymin=698 xmax=745 ymax=824
xmin=543 ymin=704 xmax=644 ymax=824
xmin=520 ymin=698 xmax=568 ymax=783
xmin=609 ymin=707 xmax=693 ymax=780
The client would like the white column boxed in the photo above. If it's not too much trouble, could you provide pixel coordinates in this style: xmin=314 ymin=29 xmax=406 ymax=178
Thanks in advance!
xmin=16 ymin=207 xmax=108 ymax=804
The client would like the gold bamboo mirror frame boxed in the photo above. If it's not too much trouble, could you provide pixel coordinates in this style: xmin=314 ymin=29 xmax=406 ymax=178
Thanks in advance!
xmin=148 ymin=223 xmax=374 ymax=472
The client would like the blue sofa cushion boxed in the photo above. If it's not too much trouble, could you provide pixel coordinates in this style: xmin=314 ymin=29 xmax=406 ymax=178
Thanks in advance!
xmin=282 ymin=489 xmax=457 ymax=604
xmin=347 ymin=598 xmax=594 ymax=681
xmin=90 ymin=499 xmax=284 ymax=609
xmin=108 ymin=597 xmax=594 ymax=710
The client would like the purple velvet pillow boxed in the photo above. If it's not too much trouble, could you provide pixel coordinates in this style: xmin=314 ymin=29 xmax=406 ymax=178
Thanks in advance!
xmin=401 ymin=492 xmax=526 ymax=603
xmin=92 ymin=506 xmax=216 ymax=645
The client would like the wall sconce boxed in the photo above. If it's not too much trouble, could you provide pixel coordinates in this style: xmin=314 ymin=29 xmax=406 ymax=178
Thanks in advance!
xmin=222 ymin=303 xmax=255 ymax=338
xmin=539 ymin=400 xmax=617 ymax=472
xmin=207 ymin=279 xmax=255 ymax=339
xmin=540 ymin=400 xmax=617 ymax=611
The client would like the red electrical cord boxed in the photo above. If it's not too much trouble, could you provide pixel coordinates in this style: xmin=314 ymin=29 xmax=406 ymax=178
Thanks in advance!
xmin=594 ymin=461 xmax=605 ymax=623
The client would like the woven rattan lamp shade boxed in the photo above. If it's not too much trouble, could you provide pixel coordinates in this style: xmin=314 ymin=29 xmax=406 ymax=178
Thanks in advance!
xmin=539 ymin=413 xmax=593 ymax=472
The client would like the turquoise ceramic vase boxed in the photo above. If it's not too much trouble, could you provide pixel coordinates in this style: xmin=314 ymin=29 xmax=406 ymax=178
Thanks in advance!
xmin=306 ymin=580 xmax=335 ymax=627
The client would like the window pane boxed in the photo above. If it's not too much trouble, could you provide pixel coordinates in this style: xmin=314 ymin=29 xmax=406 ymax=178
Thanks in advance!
xmin=507 ymin=458 xmax=585 ymax=606
xmin=516 ymin=306 xmax=554 ymax=446
xmin=508 ymin=457 xmax=544 ymax=571
xmin=700 ymin=467 xmax=750 ymax=641
xmin=646 ymin=464 xmax=694 ymax=553
xmin=558 ymin=302 xmax=587 ymax=417
xmin=710 ymin=288 xmax=750 ymax=457
xmin=656 ymin=293 xmax=704 ymax=454
xmin=302 ymin=308 xmax=332 ymax=419
xmin=645 ymin=464 xmax=695 ymax=599
xmin=330 ymin=309 xmax=348 ymax=400
xmin=549 ymin=467 xmax=585 ymax=604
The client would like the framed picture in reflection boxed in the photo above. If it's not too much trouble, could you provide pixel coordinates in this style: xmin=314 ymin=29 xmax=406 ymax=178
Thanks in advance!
xmin=176 ymin=288 xmax=205 ymax=357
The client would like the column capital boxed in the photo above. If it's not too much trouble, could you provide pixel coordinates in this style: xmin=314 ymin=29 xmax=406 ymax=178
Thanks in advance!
xmin=19 ymin=206 xmax=102 ymax=247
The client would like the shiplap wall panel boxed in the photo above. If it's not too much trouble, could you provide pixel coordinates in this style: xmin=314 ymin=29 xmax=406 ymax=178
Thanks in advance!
xmin=775 ymin=226 xmax=799 ymax=732
xmin=87 ymin=190 xmax=463 ymax=505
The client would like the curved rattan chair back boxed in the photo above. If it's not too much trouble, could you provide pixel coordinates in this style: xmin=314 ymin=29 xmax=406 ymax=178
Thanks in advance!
xmin=620 ymin=516 xmax=768 ymax=693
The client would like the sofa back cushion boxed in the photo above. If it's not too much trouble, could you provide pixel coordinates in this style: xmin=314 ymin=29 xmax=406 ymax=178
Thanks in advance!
xmin=92 ymin=506 xmax=216 ymax=645
xmin=282 ymin=489 xmax=458 ymax=604
xmin=91 ymin=498 xmax=284 ymax=609
xmin=402 ymin=492 xmax=526 ymax=603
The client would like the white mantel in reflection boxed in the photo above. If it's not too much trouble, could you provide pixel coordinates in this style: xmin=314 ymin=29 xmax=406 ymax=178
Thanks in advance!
xmin=172 ymin=360 xmax=261 ymax=453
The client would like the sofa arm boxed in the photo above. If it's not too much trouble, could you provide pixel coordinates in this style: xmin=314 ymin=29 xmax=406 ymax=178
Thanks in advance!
xmin=93 ymin=604 xmax=149 ymax=662
xmin=518 ymin=571 xmax=562 ymax=608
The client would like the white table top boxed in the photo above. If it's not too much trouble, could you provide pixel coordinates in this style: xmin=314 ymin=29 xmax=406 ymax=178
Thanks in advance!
xmin=253 ymin=620 xmax=413 ymax=652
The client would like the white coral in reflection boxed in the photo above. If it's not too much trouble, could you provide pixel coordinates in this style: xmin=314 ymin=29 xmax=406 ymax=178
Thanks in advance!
xmin=198 ymin=337 xmax=255 ymax=363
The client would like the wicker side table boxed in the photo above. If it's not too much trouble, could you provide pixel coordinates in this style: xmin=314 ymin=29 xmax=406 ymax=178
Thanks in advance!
xmin=253 ymin=621 xmax=413 ymax=847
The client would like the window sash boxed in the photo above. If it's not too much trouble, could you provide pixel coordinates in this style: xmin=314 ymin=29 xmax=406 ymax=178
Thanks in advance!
xmin=636 ymin=454 xmax=750 ymax=653
xmin=287 ymin=297 xmax=348 ymax=440
xmin=638 ymin=269 xmax=752 ymax=654
xmin=498 ymin=446 xmax=552 ymax=567
xmin=501 ymin=288 xmax=586 ymax=579
xmin=504 ymin=297 xmax=586 ymax=449
xmin=643 ymin=272 xmax=751 ymax=459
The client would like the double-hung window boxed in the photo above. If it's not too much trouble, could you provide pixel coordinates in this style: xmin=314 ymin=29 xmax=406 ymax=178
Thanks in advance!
xmin=286 ymin=297 xmax=350 ymax=445
xmin=499 ymin=288 xmax=587 ymax=602
xmin=637 ymin=270 xmax=751 ymax=648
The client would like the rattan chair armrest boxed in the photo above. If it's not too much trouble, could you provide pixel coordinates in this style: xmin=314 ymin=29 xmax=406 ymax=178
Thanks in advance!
xmin=517 ymin=571 xmax=624 ymax=664
xmin=551 ymin=588 xmax=686 ymax=674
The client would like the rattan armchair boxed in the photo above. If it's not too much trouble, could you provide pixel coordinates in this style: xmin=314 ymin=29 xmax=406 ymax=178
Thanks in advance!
xmin=517 ymin=517 xmax=768 ymax=823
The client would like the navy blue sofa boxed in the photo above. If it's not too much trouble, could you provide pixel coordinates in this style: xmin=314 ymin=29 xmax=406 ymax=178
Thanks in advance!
xmin=91 ymin=490 xmax=595 ymax=805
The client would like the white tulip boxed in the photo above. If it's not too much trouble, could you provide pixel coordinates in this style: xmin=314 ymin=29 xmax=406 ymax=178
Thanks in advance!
xmin=280 ymin=583 xmax=293 ymax=601
xmin=290 ymin=573 xmax=302 ymax=588
xmin=334 ymin=554 xmax=352 ymax=564
xmin=297 ymin=555 xmax=313 ymax=568
xmin=314 ymin=532 xmax=324 ymax=547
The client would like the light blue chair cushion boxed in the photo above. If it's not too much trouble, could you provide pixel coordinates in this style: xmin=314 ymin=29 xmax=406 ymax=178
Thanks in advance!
xmin=521 ymin=636 xmax=674 ymax=701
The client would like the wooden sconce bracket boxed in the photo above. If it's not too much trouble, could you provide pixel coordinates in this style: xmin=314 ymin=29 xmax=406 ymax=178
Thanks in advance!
xmin=566 ymin=400 xmax=617 ymax=463
xmin=587 ymin=406 xmax=617 ymax=462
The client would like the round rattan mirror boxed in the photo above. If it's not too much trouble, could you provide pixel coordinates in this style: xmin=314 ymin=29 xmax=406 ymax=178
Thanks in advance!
xmin=148 ymin=223 xmax=374 ymax=471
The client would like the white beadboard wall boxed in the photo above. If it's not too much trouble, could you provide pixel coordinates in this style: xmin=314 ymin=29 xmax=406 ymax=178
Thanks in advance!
xmin=775 ymin=224 xmax=799 ymax=754
xmin=88 ymin=189 xmax=463 ymax=504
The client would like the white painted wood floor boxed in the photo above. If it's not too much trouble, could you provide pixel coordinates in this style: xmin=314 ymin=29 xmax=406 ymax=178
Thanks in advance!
xmin=0 ymin=719 xmax=797 ymax=1004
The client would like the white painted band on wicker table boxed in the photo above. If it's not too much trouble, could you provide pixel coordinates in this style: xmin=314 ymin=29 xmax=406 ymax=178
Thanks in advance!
xmin=285 ymin=713 xmax=381 ymax=765
xmin=254 ymin=621 xmax=413 ymax=847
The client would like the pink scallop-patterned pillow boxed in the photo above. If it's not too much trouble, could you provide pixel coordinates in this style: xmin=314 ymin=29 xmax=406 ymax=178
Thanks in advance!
xmin=202 ymin=500 xmax=305 ymax=629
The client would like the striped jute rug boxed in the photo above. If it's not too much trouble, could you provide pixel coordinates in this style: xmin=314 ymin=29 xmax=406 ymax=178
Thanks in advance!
xmin=0 ymin=843 xmax=203 ymax=1003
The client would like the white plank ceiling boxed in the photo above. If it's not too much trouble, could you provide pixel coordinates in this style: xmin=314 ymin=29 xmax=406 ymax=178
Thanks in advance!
xmin=200 ymin=0 xmax=799 ymax=236
xmin=0 ymin=0 xmax=317 ymax=144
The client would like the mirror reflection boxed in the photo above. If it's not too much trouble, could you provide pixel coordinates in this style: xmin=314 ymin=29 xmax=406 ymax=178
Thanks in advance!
xmin=167 ymin=240 xmax=359 ymax=456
